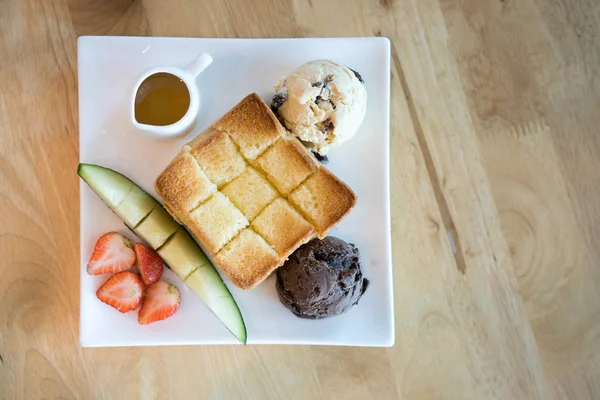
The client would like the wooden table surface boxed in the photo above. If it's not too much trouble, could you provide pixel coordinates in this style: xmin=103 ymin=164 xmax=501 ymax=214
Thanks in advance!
xmin=1 ymin=0 xmax=599 ymax=398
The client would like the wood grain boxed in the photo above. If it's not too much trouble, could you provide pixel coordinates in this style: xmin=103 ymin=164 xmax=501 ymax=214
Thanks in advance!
xmin=1 ymin=0 xmax=599 ymax=398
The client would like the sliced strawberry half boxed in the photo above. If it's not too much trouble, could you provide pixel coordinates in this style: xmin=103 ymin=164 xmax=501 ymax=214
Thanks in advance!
xmin=96 ymin=271 xmax=144 ymax=313
xmin=133 ymin=242 xmax=164 ymax=286
xmin=87 ymin=232 xmax=136 ymax=275
xmin=138 ymin=280 xmax=181 ymax=325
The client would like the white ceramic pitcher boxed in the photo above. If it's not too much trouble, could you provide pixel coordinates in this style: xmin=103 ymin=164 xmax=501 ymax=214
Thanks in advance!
xmin=131 ymin=52 xmax=213 ymax=139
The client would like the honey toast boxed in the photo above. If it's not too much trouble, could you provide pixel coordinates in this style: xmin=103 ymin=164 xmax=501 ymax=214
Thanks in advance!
xmin=155 ymin=93 xmax=357 ymax=289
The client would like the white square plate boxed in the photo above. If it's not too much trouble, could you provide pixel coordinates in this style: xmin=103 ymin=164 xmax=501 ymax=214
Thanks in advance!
xmin=78 ymin=36 xmax=392 ymax=347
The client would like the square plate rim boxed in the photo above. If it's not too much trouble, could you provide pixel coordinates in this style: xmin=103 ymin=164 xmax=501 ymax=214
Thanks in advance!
xmin=77 ymin=36 xmax=393 ymax=347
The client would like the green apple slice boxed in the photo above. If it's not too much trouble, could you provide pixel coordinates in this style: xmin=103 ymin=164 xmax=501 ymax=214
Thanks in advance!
xmin=158 ymin=228 xmax=211 ymax=279
xmin=135 ymin=206 xmax=180 ymax=249
xmin=78 ymin=163 xmax=133 ymax=208
xmin=186 ymin=265 xmax=232 ymax=300
xmin=115 ymin=185 xmax=159 ymax=228
xmin=78 ymin=163 xmax=247 ymax=344
xmin=186 ymin=267 xmax=245 ymax=337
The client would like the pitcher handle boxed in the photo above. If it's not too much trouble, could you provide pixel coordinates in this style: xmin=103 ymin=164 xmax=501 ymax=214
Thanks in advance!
xmin=186 ymin=53 xmax=213 ymax=78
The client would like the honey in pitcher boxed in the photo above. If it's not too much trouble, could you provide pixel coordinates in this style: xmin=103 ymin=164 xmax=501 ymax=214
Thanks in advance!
xmin=134 ymin=73 xmax=191 ymax=126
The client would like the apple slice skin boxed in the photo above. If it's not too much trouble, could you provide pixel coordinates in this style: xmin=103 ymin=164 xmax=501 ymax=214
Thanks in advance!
xmin=78 ymin=163 xmax=247 ymax=344
xmin=186 ymin=268 xmax=244 ymax=336
xmin=78 ymin=163 xmax=133 ymax=208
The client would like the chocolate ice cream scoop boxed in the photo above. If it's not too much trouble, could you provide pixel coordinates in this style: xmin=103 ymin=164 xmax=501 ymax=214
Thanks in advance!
xmin=276 ymin=237 xmax=368 ymax=319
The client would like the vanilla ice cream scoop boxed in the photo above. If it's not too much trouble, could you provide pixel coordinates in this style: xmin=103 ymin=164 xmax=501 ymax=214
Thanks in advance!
xmin=271 ymin=60 xmax=367 ymax=156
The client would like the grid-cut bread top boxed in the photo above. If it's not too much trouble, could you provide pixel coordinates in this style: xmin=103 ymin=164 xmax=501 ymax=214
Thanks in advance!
xmin=189 ymin=192 xmax=249 ymax=254
xmin=288 ymin=168 xmax=358 ymax=233
xmin=251 ymin=198 xmax=315 ymax=257
xmin=215 ymin=229 xmax=280 ymax=291
xmin=213 ymin=93 xmax=284 ymax=160
xmin=155 ymin=93 xmax=357 ymax=290
xmin=221 ymin=166 xmax=278 ymax=221
xmin=155 ymin=151 xmax=216 ymax=217
xmin=189 ymin=129 xmax=247 ymax=188
xmin=256 ymin=138 xmax=319 ymax=195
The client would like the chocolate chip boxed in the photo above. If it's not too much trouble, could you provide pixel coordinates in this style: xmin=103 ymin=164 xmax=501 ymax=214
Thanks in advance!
xmin=271 ymin=92 xmax=287 ymax=111
xmin=349 ymin=68 xmax=364 ymax=84
xmin=318 ymin=119 xmax=334 ymax=133
xmin=312 ymin=81 xmax=323 ymax=88
xmin=361 ymin=278 xmax=370 ymax=295
xmin=312 ymin=151 xmax=329 ymax=164
xmin=323 ymin=74 xmax=334 ymax=85
xmin=315 ymin=96 xmax=336 ymax=110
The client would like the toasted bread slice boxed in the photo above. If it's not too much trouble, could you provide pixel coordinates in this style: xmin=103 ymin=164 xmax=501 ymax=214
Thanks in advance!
xmin=213 ymin=93 xmax=284 ymax=160
xmin=155 ymin=93 xmax=357 ymax=289
xmin=215 ymin=229 xmax=280 ymax=290
xmin=221 ymin=166 xmax=278 ymax=221
xmin=189 ymin=128 xmax=247 ymax=188
xmin=155 ymin=151 xmax=216 ymax=214
xmin=189 ymin=192 xmax=249 ymax=253
xmin=251 ymin=198 xmax=315 ymax=257
xmin=255 ymin=137 xmax=319 ymax=195
xmin=289 ymin=168 xmax=357 ymax=236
